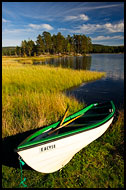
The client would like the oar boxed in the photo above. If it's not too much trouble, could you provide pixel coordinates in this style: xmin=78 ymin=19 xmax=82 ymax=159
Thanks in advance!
xmin=48 ymin=113 xmax=83 ymax=136
xmin=59 ymin=106 xmax=69 ymax=126
xmin=48 ymin=106 xmax=69 ymax=136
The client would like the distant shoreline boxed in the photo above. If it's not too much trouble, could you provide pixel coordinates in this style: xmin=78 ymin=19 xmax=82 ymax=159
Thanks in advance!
xmin=2 ymin=52 xmax=124 ymax=59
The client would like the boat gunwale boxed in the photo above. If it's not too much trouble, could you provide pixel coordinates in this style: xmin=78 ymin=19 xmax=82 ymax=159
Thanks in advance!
xmin=15 ymin=101 xmax=115 ymax=152
xmin=15 ymin=103 xmax=95 ymax=149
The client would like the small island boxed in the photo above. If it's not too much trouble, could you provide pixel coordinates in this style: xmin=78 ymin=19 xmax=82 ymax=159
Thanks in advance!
xmin=2 ymin=31 xmax=124 ymax=57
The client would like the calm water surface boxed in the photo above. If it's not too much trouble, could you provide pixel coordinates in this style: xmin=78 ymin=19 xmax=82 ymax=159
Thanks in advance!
xmin=34 ymin=54 xmax=124 ymax=108
xmin=67 ymin=54 xmax=124 ymax=109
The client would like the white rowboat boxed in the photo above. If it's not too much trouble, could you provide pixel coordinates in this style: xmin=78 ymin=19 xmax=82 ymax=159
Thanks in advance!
xmin=15 ymin=101 xmax=115 ymax=173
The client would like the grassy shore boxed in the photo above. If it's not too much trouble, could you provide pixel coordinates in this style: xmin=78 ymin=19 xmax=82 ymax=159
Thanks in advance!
xmin=2 ymin=110 xmax=124 ymax=188
xmin=2 ymin=57 xmax=124 ymax=188
xmin=2 ymin=55 xmax=59 ymax=65
xmin=2 ymin=57 xmax=105 ymax=138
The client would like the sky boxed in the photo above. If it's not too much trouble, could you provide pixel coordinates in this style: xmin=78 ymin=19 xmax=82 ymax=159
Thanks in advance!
xmin=2 ymin=2 xmax=124 ymax=47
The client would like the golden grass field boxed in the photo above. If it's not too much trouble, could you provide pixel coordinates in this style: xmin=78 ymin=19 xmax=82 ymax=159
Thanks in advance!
xmin=2 ymin=56 xmax=105 ymax=138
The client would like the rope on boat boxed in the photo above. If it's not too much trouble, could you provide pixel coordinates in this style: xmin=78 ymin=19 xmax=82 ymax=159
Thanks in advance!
xmin=19 ymin=156 xmax=27 ymax=188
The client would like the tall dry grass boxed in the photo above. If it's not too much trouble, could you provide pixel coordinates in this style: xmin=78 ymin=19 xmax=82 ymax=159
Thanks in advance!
xmin=2 ymin=57 xmax=106 ymax=138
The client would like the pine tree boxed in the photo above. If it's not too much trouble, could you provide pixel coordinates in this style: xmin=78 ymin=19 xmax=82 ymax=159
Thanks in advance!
xmin=42 ymin=31 xmax=52 ymax=53
xmin=36 ymin=35 xmax=45 ymax=55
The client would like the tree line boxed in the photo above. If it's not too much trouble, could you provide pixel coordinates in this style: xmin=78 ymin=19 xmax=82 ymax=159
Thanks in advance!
xmin=3 ymin=31 xmax=92 ymax=56
xmin=90 ymin=44 xmax=124 ymax=54
xmin=2 ymin=31 xmax=124 ymax=56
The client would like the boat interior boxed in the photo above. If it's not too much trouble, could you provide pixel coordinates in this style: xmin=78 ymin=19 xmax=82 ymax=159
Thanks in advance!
xmin=58 ymin=103 xmax=112 ymax=134
xmin=30 ymin=102 xmax=113 ymax=142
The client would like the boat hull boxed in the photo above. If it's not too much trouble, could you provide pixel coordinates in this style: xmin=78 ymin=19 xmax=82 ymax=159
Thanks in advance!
xmin=18 ymin=116 xmax=114 ymax=173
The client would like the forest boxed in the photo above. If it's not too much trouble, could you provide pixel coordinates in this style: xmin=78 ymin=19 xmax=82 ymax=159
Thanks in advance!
xmin=2 ymin=31 xmax=124 ymax=56
xmin=90 ymin=44 xmax=124 ymax=54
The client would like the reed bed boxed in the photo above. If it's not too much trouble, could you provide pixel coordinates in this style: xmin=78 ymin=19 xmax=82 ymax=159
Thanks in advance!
xmin=3 ymin=61 xmax=105 ymax=95
xmin=2 ymin=55 xmax=58 ymax=65
xmin=2 ymin=57 xmax=105 ymax=138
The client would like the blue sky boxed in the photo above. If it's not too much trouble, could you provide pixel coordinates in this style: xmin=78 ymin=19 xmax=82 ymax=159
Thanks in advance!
xmin=2 ymin=2 xmax=124 ymax=47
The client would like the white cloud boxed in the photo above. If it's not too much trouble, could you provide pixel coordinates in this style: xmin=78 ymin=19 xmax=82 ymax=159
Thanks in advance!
xmin=92 ymin=35 xmax=124 ymax=41
xmin=2 ymin=18 xmax=10 ymax=23
xmin=65 ymin=16 xmax=77 ymax=21
xmin=71 ymin=24 xmax=102 ymax=34
xmin=79 ymin=14 xmax=89 ymax=21
xmin=29 ymin=23 xmax=53 ymax=30
xmin=64 ymin=14 xmax=89 ymax=21
xmin=2 ymin=39 xmax=23 ymax=47
xmin=3 ymin=23 xmax=54 ymax=35
xmin=58 ymin=28 xmax=69 ymax=32
xmin=66 ymin=3 xmax=124 ymax=15
xmin=3 ymin=28 xmax=33 ymax=34
xmin=105 ymin=22 xmax=124 ymax=33
xmin=70 ymin=21 xmax=124 ymax=34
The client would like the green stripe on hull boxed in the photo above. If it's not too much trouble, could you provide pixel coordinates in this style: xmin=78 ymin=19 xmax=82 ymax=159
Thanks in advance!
xmin=17 ymin=101 xmax=115 ymax=150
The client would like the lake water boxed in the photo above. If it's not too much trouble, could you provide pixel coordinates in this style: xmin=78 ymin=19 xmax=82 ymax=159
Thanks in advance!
xmin=34 ymin=54 xmax=124 ymax=109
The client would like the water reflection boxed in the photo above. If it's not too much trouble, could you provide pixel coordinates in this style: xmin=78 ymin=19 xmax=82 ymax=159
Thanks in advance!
xmin=33 ymin=54 xmax=124 ymax=108
xmin=33 ymin=54 xmax=124 ymax=81
xmin=90 ymin=54 xmax=124 ymax=80
xmin=65 ymin=54 xmax=124 ymax=108
xmin=66 ymin=78 xmax=124 ymax=109
xmin=33 ymin=56 xmax=92 ymax=70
